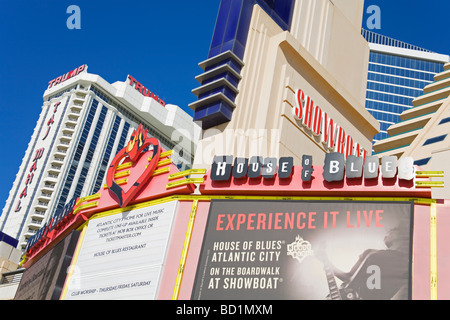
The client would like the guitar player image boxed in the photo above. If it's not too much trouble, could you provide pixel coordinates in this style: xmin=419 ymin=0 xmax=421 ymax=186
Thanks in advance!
xmin=316 ymin=226 xmax=411 ymax=300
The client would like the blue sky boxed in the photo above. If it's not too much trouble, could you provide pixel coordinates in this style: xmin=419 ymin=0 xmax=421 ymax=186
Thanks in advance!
xmin=0 ymin=0 xmax=448 ymax=214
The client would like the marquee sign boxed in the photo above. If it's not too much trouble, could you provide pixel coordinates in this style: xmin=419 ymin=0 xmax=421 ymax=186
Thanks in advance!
xmin=106 ymin=125 xmax=161 ymax=208
xmin=200 ymin=153 xmax=443 ymax=199
xmin=15 ymin=231 xmax=80 ymax=300
xmin=22 ymin=125 xmax=201 ymax=268
xmin=22 ymin=121 xmax=444 ymax=277
xmin=24 ymin=197 xmax=77 ymax=253
xmin=62 ymin=201 xmax=179 ymax=300
xmin=192 ymin=200 xmax=414 ymax=300
xmin=209 ymin=153 xmax=415 ymax=183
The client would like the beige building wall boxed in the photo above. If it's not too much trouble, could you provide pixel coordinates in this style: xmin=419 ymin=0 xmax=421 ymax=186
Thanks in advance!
xmin=431 ymin=148 xmax=450 ymax=199
xmin=0 ymin=242 xmax=21 ymax=275
xmin=290 ymin=0 xmax=368 ymax=106
xmin=194 ymin=2 xmax=378 ymax=167
xmin=331 ymin=0 xmax=365 ymax=29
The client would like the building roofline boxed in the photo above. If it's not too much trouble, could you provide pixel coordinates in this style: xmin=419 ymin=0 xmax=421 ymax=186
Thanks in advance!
xmin=363 ymin=28 xmax=433 ymax=52
xmin=362 ymin=29 xmax=450 ymax=63
xmin=42 ymin=66 xmax=200 ymax=156
xmin=369 ymin=43 xmax=450 ymax=64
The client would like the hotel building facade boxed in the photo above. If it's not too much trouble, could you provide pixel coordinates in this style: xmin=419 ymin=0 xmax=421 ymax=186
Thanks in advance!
xmin=373 ymin=61 xmax=450 ymax=199
xmin=190 ymin=0 xmax=379 ymax=168
xmin=362 ymin=29 xmax=449 ymax=143
xmin=1 ymin=1 xmax=450 ymax=301
xmin=0 ymin=65 xmax=200 ymax=250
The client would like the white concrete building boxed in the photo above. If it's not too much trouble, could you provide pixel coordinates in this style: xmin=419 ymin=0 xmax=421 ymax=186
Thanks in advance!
xmin=0 ymin=65 xmax=200 ymax=250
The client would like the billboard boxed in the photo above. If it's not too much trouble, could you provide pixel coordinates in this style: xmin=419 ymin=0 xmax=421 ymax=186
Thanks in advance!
xmin=14 ymin=231 xmax=80 ymax=300
xmin=63 ymin=200 xmax=179 ymax=300
xmin=192 ymin=200 xmax=413 ymax=300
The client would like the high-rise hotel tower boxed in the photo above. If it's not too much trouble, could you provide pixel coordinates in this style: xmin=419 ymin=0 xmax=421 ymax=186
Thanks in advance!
xmin=362 ymin=29 xmax=449 ymax=143
xmin=0 ymin=65 xmax=200 ymax=250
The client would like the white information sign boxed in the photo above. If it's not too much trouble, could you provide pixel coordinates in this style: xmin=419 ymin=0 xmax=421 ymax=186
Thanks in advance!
xmin=64 ymin=200 xmax=179 ymax=300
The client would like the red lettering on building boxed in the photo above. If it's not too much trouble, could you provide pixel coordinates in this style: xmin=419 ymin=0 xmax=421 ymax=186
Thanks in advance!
xmin=14 ymin=201 xmax=22 ymax=212
xmin=48 ymin=64 xmax=86 ymax=89
xmin=53 ymin=102 xmax=61 ymax=113
xmin=19 ymin=186 xmax=28 ymax=199
xmin=14 ymin=148 xmax=45 ymax=213
xmin=127 ymin=75 xmax=166 ymax=107
xmin=43 ymin=102 xmax=60 ymax=140
xmin=25 ymin=173 xmax=34 ymax=185
xmin=293 ymin=89 xmax=367 ymax=159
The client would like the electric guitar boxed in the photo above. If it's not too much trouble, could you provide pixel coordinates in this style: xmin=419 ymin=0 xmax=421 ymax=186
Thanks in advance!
xmin=323 ymin=260 xmax=360 ymax=300
xmin=315 ymin=243 xmax=360 ymax=300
